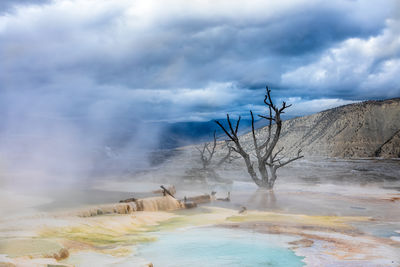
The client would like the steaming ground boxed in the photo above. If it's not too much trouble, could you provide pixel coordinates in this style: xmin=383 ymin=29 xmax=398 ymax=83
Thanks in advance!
xmin=93 ymin=149 xmax=400 ymax=219
xmin=1 ymin=146 xmax=399 ymax=221
xmin=0 ymin=146 xmax=399 ymax=266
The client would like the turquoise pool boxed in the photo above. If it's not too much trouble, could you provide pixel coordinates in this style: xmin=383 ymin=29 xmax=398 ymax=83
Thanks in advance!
xmin=137 ymin=227 xmax=305 ymax=267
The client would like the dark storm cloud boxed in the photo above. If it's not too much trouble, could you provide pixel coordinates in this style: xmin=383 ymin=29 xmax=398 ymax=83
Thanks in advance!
xmin=0 ymin=0 xmax=51 ymax=13
xmin=75 ymin=2 xmax=388 ymax=91
xmin=0 ymin=0 xmax=398 ymax=123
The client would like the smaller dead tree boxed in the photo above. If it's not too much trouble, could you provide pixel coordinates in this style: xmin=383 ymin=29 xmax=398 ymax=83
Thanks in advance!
xmin=215 ymin=87 xmax=303 ymax=189
xmin=186 ymin=131 xmax=237 ymax=183
xmin=215 ymin=140 xmax=238 ymax=167
xmin=196 ymin=131 xmax=217 ymax=170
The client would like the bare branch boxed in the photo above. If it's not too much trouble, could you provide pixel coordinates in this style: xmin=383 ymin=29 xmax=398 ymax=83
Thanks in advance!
xmin=279 ymin=101 xmax=292 ymax=113
xmin=230 ymin=146 xmax=239 ymax=153
xmin=205 ymin=143 xmax=211 ymax=155
xmin=276 ymin=149 xmax=303 ymax=169
xmin=215 ymin=115 xmax=241 ymax=143
xmin=258 ymin=115 xmax=275 ymax=121
xmin=227 ymin=114 xmax=236 ymax=138
xmin=209 ymin=130 xmax=217 ymax=160
xmin=264 ymin=86 xmax=275 ymax=109
xmin=215 ymin=120 xmax=235 ymax=141
xmin=277 ymin=155 xmax=303 ymax=169
xmin=272 ymin=147 xmax=284 ymax=161
xmin=216 ymin=144 xmax=237 ymax=167
xmin=259 ymin=93 xmax=274 ymax=151
xmin=235 ymin=116 xmax=241 ymax=135
xmin=250 ymin=111 xmax=258 ymax=152
xmin=261 ymin=105 xmax=283 ymax=161
xmin=273 ymin=157 xmax=284 ymax=163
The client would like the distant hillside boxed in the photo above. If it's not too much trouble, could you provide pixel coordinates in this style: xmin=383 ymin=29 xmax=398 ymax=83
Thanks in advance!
xmin=157 ymin=119 xmax=268 ymax=149
xmin=239 ymin=98 xmax=400 ymax=158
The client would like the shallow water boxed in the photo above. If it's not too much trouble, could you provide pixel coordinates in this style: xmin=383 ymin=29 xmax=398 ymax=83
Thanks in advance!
xmin=137 ymin=227 xmax=304 ymax=267
xmin=351 ymin=221 xmax=400 ymax=238
xmin=1 ymin=157 xmax=399 ymax=266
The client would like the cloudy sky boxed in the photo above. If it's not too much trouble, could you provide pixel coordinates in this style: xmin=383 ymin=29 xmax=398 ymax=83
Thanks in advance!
xmin=1 ymin=0 xmax=399 ymax=182
xmin=1 ymin=0 xmax=399 ymax=124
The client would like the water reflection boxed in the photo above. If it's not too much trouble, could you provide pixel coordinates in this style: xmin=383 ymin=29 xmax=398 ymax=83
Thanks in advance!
xmin=247 ymin=189 xmax=277 ymax=210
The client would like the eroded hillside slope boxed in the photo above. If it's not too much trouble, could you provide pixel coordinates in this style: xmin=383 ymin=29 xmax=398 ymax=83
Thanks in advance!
xmin=240 ymin=98 xmax=400 ymax=158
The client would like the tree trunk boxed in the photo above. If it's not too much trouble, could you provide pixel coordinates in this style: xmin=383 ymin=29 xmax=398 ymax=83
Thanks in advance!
xmin=268 ymin=166 xmax=277 ymax=189
xmin=258 ymin=162 xmax=269 ymax=187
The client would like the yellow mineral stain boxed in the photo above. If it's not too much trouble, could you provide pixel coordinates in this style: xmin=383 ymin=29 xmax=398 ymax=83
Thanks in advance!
xmin=227 ymin=211 xmax=371 ymax=228
xmin=40 ymin=211 xmax=177 ymax=250
xmin=147 ymin=207 xmax=237 ymax=231
xmin=0 ymin=238 xmax=64 ymax=258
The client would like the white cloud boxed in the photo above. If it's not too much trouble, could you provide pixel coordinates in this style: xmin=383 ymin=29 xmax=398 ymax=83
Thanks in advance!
xmin=243 ymin=97 xmax=357 ymax=118
xmin=285 ymin=98 xmax=358 ymax=116
xmin=281 ymin=19 xmax=400 ymax=99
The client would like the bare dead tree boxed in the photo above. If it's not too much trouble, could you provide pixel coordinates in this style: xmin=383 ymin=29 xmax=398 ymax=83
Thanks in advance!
xmin=187 ymin=131 xmax=238 ymax=183
xmin=215 ymin=86 xmax=303 ymax=189
xmin=196 ymin=131 xmax=217 ymax=170
xmin=215 ymin=141 xmax=239 ymax=167
xmin=196 ymin=132 xmax=238 ymax=169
